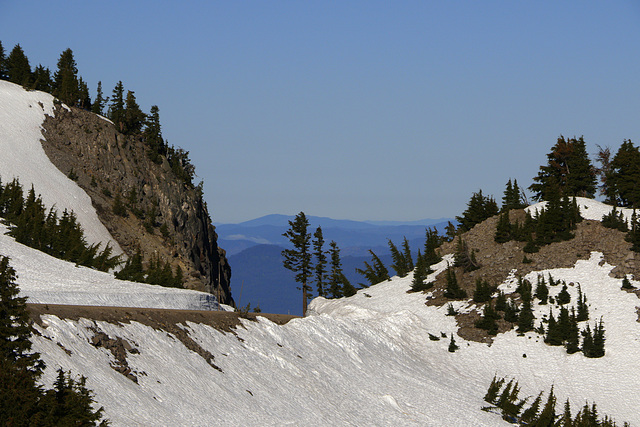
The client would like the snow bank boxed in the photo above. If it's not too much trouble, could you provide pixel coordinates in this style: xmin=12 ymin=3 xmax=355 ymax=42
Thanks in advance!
xmin=0 ymin=80 xmax=122 ymax=254
xmin=0 ymin=224 xmax=218 ymax=310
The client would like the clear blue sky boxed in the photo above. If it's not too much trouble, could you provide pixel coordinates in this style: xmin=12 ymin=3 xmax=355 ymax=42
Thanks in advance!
xmin=2 ymin=1 xmax=640 ymax=223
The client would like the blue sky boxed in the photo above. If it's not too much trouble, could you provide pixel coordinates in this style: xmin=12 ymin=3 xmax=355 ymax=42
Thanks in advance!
xmin=2 ymin=1 xmax=640 ymax=223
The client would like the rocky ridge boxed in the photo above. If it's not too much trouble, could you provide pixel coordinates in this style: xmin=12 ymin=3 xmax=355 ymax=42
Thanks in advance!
xmin=39 ymin=105 xmax=233 ymax=305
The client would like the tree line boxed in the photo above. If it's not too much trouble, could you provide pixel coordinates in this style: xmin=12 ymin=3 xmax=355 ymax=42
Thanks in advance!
xmin=0 ymin=40 xmax=196 ymax=187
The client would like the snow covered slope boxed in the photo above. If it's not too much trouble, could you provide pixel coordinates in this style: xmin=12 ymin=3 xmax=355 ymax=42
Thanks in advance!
xmin=28 ymin=250 xmax=640 ymax=425
xmin=0 ymin=223 xmax=218 ymax=310
xmin=528 ymin=196 xmax=636 ymax=223
xmin=0 ymin=80 xmax=122 ymax=253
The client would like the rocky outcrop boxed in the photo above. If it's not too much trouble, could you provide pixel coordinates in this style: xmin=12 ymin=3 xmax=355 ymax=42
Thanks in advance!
xmin=39 ymin=106 xmax=233 ymax=305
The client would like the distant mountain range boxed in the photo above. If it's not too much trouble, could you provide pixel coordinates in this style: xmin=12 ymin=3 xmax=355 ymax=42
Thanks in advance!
xmin=219 ymin=215 xmax=453 ymax=315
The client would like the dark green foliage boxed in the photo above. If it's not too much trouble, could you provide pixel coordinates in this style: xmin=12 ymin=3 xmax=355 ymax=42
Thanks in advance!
xmin=601 ymin=206 xmax=628 ymax=231
xmin=621 ymin=276 xmax=633 ymax=290
xmin=475 ymin=302 xmax=499 ymax=335
xmin=534 ymin=274 xmax=549 ymax=304
xmin=444 ymin=221 xmax=457 ymax=242
xmin=108 ymin=81 xmax=125 ymax=132
xmin=448 ymin=333 xmax=459 ymax=352
xmin=472 ymin=278 xmax=495 ymax=303
xmin=410 ymin=249 xmax=433 ymax=292
xmin=356 ymin=249 xmax=390 ymax=287
xmin=456 ymin=189 xmax=499 ymax=232
xmin=0 ymin=180 xmax=119 ymax=271
xmin=583 ymin=318 xmax=606 ymax=358
xmin=166 ymin=145 xmax=196 ymax=186
xmin=501 ymin=178 xmax=527 ymax=212
xmin=626 ymin=210 xmax=640 ymax=253
xmin=503 ymin=299 xmax=519 ymax=323
xmin=282 ymin=212 xmax=313 ymax=316
xmin=91 ymin=81 xmax=108 ymax=115
xmin=494 ymin=211 xmax=512 ymax=243
xmin=516 ymin=277 xmax=532 ymax=302
xmin=0 ymin=257 xmax=106 ymax=425
xmin=122 ymin=90 xmax=145 ymax=135
xmin=454 ymin=236 xmax=479 ymax=272
xmin=0 ymin=40 xmax=7 ymax=80
xmin=6 ymin=44 xmax=32 ymax=86
xmin=517 ymin=298 xmax=534 ymax=333
xmin=545 ymin=309 xmax=563 ymax=346
xmin=32 ymin=64 xmax=53 ymax=92
xmin=143 ymin=105 xmax=167 ymax=163
xmin=388 ymin=238 xmax=411 ymax=278
xmin=401 ymin=237 xmax=414 ymax=271
xmin=576 ymin=284 xmax=589 ymax=321
xmin=115 ymin=249 xmax=183 ymax=288
xmin=422 ymin=227 xmax=442 ymax=267
xmin=327 ymin=241 xmax=346 ymax=298
xmin=565 ymin=309 xmax=581 ymax=354
xmin=557 ymin=282 xmax=571 ymax=305
xmin=482 ymin=376 xmax=627 ymax=426
xmin=443 ymin=265 xmax=467 ymax=299
xmin=607 ymin=139 xmax=640 ymax=207
xmin=53 ymin=48 xmax=80 ymax=107
xmin=312 ymin=226 xmax=326 ymax=297
xmin=529 ymin=136 xmax=597 ymax=201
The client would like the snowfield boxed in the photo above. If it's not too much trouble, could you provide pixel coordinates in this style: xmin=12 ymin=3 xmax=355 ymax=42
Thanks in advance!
xmin=26 ymin=247 xmax=640 ymax=426
xmin=0 ymin=80 xmax=122 ymax=254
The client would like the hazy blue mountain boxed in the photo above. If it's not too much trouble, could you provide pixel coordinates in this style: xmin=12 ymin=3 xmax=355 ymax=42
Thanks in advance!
xmin=217 ymin=215 xmax=453 ymax=256
xmin=229 ymin=244 xmax=394 ymax=316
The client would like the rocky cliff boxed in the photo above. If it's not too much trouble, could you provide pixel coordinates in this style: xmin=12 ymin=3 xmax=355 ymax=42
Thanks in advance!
xmin=39 ymin=105 xmax=233 ymax=305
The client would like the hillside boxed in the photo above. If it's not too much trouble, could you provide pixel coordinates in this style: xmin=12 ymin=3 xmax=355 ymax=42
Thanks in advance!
xmin=0 ymin=80 xmax=232 ymax=304
xmin=12 ymin=198 xmax=639 ymax=425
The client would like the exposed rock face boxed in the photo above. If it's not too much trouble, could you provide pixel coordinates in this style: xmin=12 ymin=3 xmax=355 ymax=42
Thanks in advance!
xmin=39 ymin=106 xmax=233 ymax=305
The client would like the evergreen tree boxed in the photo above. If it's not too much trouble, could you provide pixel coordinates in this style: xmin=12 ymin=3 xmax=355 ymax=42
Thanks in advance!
xmin=143 ymin=105 xmax=166 ymax=163
xmin=77 ymin=77 xmax=91 ymax=110
xmin=517 ymin=298 xmax=534 ymax=334
xmin=519 ymin=391 xmax=543 ymax=424
xmin=503 ymin=299 xmax=519 ymax=323
xmin=621 ymin=275 xmax=633 ymax=290
xmin=327 ymin=241 xmax=345 ymax=299
xmin=282 ymin=212 xmax=313 ymax=316
xmin=0 ymin=40 xmax=7 ymax=80
xmin=456 ymin=189 xmax=499 ymax=232
xmin=557 ymin=282 xmax=571 ymax=305
xmin=591 ymin=318 xmax=606 ymax=358
xmin=454 ymin=236 xmax=479 ymax=272
xmin=444 ymin=221 xmax=457 ymax=242
xmin=576 ymin=284 xmax=589 ymax=322
xmin=388 ymin=238 xmax=410 ymax=278
xmin=53 ymin=48 xmax=79 ymax=107
xmin=494 ymin=211 xmax=512 ymax=243
xmin=91 ymin=81 xmax=108 ymax=115
xmin=607 ymin=139 xmax=640 ymax=207
xmin=536 ymin=385 xmax=557 ymax=426
xmin=473 ymin=278 xmax=494 ymax=303
xmin=31 ymin=64 xmax=52 ymax=92
xmin=484 ymin=375 xmax=505 ymax=404
xmin=422 ymin=226 xmax=441 ymax=267
xmin=108 ymin=81 xmax=125 ymax=132
xmin=495 ymin=290 xmax=507 ymax=312
xmin=448 ymin=333 xmax=459 ymax=352
xmin=410 ymin=249 xmax=432 ymax=292
xmin=356 ymin=250 xmax=390 ymax=287
xmin=475 ymin=302 xmax=499 ymax=335
xmin=534 ymin=274 xmax=549 ymax=304
xmin=6 ymin=44 xmax=32 ymax=86
xmin=401 ymin=237 xmax=414 ymax=271
xmin=565 ymin=309 xmax=580 ymax=354
xmin=501 ymin=178 xmax=526 ymax=212
xmin=443 ymin=264 xmax=467 ymax=299
xmin=529 ymin=135 xmax=597 ymax=201
xmin=601 ymin=205 xmax=628 ymax=231
xmin=312 ymin=226 xmax=326 ymax=297
xmin=581 ymin=324 xmax=594 ymax=358
xmin=122 ymin=90 xmax=145 ymax=135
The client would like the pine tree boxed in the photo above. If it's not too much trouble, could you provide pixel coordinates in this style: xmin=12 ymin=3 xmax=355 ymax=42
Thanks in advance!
xmin=410 ymin=249 xmax=432 ymax=292
xmin=534 ymin=274 xmax=549 ymax=304
xmin=565 ymin=309 xmax=580 ymax=354
xmin=576 ymin=284 xmax=589 ymax=321
xmin=503 ymin=299 xmax=519 ymax=323
xmin=607 ymin=139 xmax=640 ymax=207
xmin=356 ymin=250 xmax=389 ymax=287
xmin=282 ymin=212 xmax=313 ymax=316
xmin=91 ymin=81 xmax=108 ymax=115
xmin=519 ymin=391 xmax=543 ymax=424
xmin=0 ymin=40 xmax=7 ymax=80
xmin=475 ymin=302 xmax=499 ymax=335
xmin=517 ymin=298 xmax=534 ymax=334
xmin=494 ymin=211 xmax=512 ymax=243
xmin=545 ymin=308 xmax=563 ymax=346
xmin=31 ymin=64 xmax=52 ymax=92
xmin=401 ymin=237 xmax=414 ymax=271
xmin=495 ymin=290 xmax=507 ymax=312
xmin=53 ymin=48 xmax=80 ymax=107
xmin=473 ymin=278 xmax=494 ymax=303
xmin=591 ymin=317 xmax=605 ymax=358
xmin=448 ymin=333 xmax=459 ymax=352
xmin=6 ymin=44 xmax=32 ymax=86
xmin=143 ymin=105 xmax=165 ymax=162
xmin=456 ymin=190 xmax=499 ymax=232
xmin=535 ymin=386 xmax=557 ymax=426
xmin=422 ymin=226 xmax=441 ymax=267
xmin=122 ymin=90 xmax=145 ymax=135
xmin=312 ymin=226 xmax=326 ymax=297
xmin=557 ymin=283 xmax=571 ymax=305
xmin=108 ymin=81 xmax=125 ymax=132
xmin=388 ymin=238 xmax=410 ymax=277
xmin=484 ymin=375 xmax=505 ymax=404
xmin=443 ymin=264 xmax=467 ymax=299
xmin=327 ymin=241 xmax=344 ymax=299
xmin=454 ymin=236 xmax=479 ymax=272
